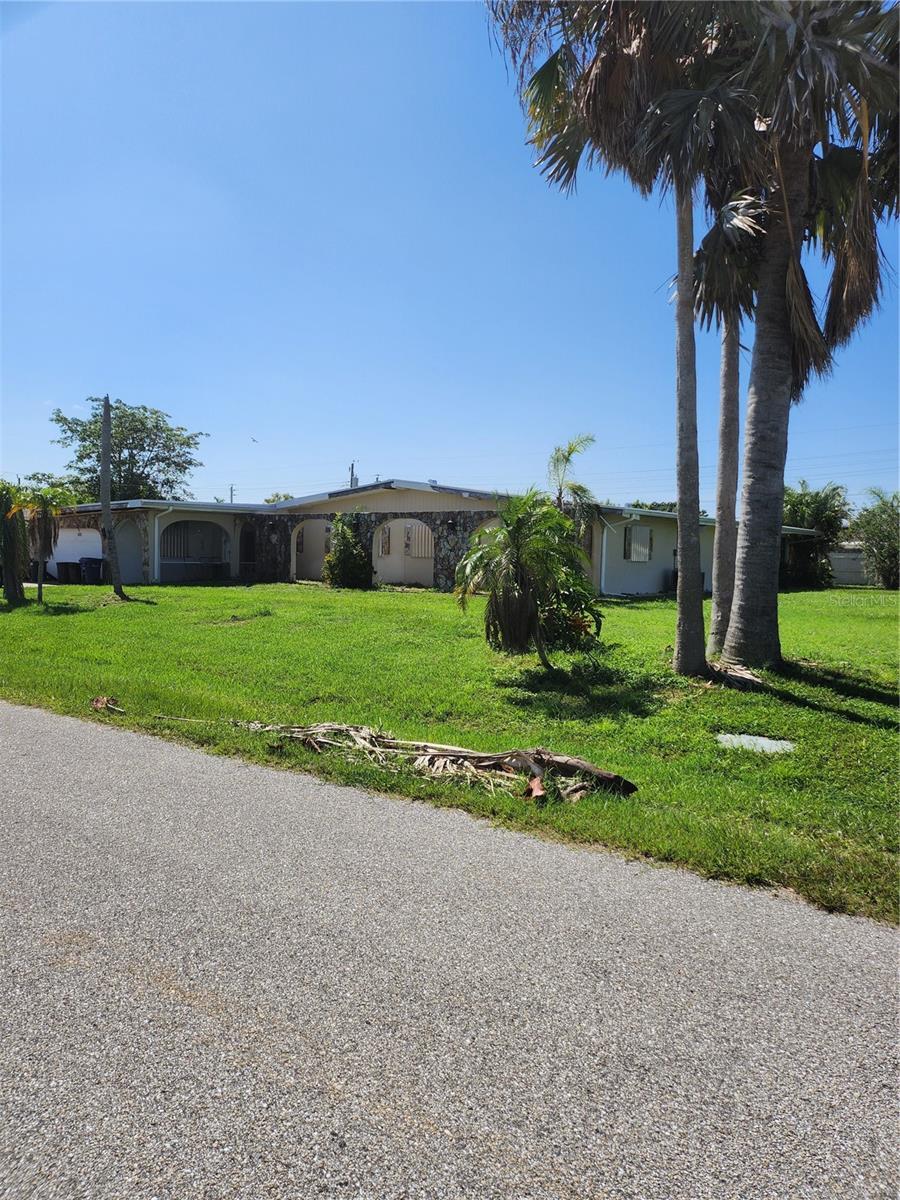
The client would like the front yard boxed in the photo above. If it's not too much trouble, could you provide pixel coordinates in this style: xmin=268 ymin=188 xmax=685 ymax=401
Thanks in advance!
xmin=2 ymin=584 xmax=896 ymax=921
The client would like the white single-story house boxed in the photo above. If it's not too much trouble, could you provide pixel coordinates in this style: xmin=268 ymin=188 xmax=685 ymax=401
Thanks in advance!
xmin=52 ymin=479 xmax=815 ymax=595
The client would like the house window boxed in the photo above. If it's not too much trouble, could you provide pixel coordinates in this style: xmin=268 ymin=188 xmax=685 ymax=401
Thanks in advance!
xmin=624 ymin=525 xmax=652 ymax=563
xmin=405 ymin=522 xmax=434 ymax=559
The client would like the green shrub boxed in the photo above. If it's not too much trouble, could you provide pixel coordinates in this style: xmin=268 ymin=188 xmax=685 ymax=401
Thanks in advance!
xmin=852 ymin=489 xmax=899 ymax=589
xmin=322 ymin=514 xmax=373 ymax=589
xmin=538 ymin=573 xmax=603 ymax=651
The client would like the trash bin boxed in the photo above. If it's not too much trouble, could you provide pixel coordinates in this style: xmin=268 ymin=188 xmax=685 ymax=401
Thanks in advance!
xmin=57 ymin=562 xmax=78 ymax=584
xmin=79 ymin=557 xmax=105 ymax=584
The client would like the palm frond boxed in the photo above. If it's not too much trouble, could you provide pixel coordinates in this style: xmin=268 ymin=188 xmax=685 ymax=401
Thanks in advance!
xmin=694 ymin=190 xmax=764 ymax=328
xmin=636 ymin=82 xmax=762 ymax=195
xmin=786 ymin=255 xmax=831 ymax=399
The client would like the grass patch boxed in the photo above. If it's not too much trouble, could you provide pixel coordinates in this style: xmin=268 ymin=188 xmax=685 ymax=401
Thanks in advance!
xmin=2 ymin=583 xmax=897 ymax=921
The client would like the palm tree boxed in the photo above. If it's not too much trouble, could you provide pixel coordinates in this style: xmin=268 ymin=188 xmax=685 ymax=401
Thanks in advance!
xmin=694 ymin=191 xmax=764 ymax=654
xmin=547 ymin=433 xmax=597 ymax=532
xmin=21 ymin=489 xmax=64 ymax=605
xmin=0 ymin=482 xmax=27 ymax=606
xmin=455 ymin=489 xmax=589 ymax=670
xmin=489 ymin=2 xmax=757 ymax=676
xmin=721 ymin=2 xmax=897 ymax=666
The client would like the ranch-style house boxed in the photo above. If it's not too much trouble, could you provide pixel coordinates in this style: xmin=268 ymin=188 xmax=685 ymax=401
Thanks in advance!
xmin=53 ymin=478 xmax=815 ymax=596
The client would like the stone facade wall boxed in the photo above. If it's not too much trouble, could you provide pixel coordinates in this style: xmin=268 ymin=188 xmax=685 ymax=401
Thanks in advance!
xmin=243 ymin=508 xmax=495 ymax=590
xmin=59 ymin=506 xmax=496 ymax=592
xmin=345 ymin=510 xmax=495 ymax=591
xmin=239 ymin=514 xmax=298 ymax=583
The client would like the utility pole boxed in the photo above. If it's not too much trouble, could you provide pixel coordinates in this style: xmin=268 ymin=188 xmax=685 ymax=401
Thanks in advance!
xmin=349 ymin=461 xmax=358 ymax=489
xmin=229 ymin=485 xmax=235 ymax=503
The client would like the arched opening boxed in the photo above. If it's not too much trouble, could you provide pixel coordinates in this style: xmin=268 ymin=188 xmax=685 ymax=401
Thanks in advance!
xmin=159 ymin=520 xmax=231 ymax=583
xmin=239 ymin=524 xmax=256 ymax=580
xmin=373 ymin=518 xmax=434 ymax=587
xmin=473 ymin=517 xmax=501 ymax=536
xmin=115 ymin=519 xmax=144 ymax=585
xmin=292 ymin=519 xmax=329 ymax=581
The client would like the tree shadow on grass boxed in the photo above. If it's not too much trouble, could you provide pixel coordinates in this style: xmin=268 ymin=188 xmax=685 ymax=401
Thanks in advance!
xmin=774 ymin=660 xmax=898 ymax=709
xmin=755 ymin=661 xmax=899 ymax=732
xmin=22 ymin=602 xmax=96 ymax=617
xmin=28 ymin=597 xmax=158 ymax=616
xmin=495 ymin=644 xmax=667 ymax=721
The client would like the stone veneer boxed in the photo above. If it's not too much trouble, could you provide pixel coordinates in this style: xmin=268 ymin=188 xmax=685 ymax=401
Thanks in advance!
xmin=241 ymin=509 xmax=496 ymax=590
xmin=60 ymin=507 xmax=496 ymax=591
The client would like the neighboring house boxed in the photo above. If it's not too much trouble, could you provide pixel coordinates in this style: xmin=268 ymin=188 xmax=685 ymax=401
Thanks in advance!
xmin=54 ymin=479 xmax=815 ymax=595
xmin=829 ymin=541 xmax=869 ymax=586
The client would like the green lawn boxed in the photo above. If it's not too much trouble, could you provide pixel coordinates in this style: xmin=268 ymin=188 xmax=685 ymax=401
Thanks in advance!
xmin=2 ymin=583 xmax=897 ymax=921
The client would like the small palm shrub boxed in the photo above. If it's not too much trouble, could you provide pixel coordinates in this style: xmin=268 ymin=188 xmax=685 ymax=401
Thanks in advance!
xmin=322 ymin=514 xmax=373 ymax=590
xmin=455 ymin=490 xmax=599 ymax=668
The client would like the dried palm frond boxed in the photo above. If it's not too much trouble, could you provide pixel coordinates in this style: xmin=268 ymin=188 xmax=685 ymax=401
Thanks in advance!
xmin=786 ymin=255 xmax=831 ymax=400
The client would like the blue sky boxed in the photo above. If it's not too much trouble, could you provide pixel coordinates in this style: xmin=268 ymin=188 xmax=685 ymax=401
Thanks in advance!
xmin=2 ymin=1 xmax=897 ymax=512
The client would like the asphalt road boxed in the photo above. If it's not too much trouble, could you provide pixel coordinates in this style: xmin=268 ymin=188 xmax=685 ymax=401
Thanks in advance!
xmin=0 ymin=700 xmax=896 ymax=1200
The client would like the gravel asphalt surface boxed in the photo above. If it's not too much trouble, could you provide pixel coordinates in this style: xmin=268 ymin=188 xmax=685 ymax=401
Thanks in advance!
xmin=0 ymin=700 xmax=896 ymax=1199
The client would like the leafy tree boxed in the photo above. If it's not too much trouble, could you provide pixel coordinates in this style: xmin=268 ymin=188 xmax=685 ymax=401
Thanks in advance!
xmin=0 ymin=482 xmax=28 ymax=606
xmin=322 ymin=514 xmax=374 ymax=589
xmin=264 ymin=492 xmax=295 ymax=504
xmin=852 ymin=489 xmax=899 ymax=589
xmin=547 ymin=434 xmax=597 ymax=533
xmin=455 ymin=489 xmax=593 ymax=670
xmin=34 ymin=397 xmax=206 ymax=501
xmin=781 ymin=479 xmax=851 ymax=588
xmin=630 ymin=500 xmax=678 ymax=514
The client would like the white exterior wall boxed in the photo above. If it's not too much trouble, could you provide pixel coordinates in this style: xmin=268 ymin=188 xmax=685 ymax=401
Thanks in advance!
xmin=372 ymin=518 xmax=435 ymax=587
xmin=47 ymin=527 xmax=102 ymax=576
xmin=594 ymin=516 xmax=715 ymax=596
xmin=115 ymin=519 xmax=144 ymax=584
xmin=829 ymin=547 xmax=868 ymax=586
xmin=292 ymin=519 xmax=330 ymax=580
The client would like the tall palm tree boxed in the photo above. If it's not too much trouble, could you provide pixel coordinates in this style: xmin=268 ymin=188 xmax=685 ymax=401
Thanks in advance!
xmin=0 ymin=482 xmax=27 ymax=607
xmin=489 ymin=2 xmax=756 ymax=676
xmin=547 ymin=433 xmax=597 ymax=532
xmin=455 ymin=489 xmax=589 ymax=670
xmin=693 ymin=191 xmax=764 ymax=654
xmin=721 ymin=2 xmax=897 ymax=666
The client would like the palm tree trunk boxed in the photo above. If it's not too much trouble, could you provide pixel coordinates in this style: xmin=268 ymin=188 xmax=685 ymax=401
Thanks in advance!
xmin=672 ymin=182 xmax=706 ymax=677
xmin=37 ymin=557 xmax=44 ymax=605
xmin=722 ymin=145 xmax=810 ymax=668
xmin=706 ymin=315 xmax=740 ymax=656
xmin=100 ymin=395 xmax=126 ymax=600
